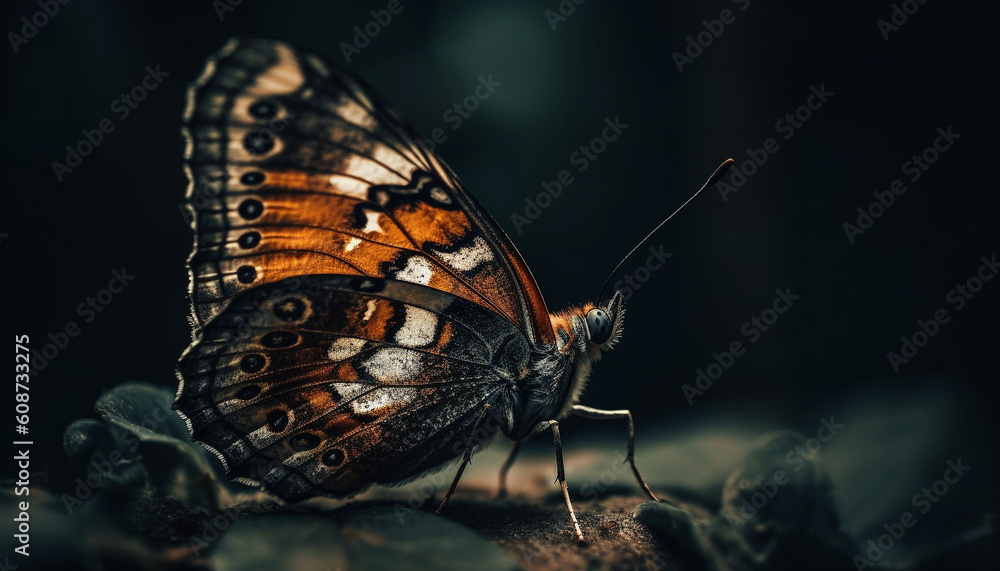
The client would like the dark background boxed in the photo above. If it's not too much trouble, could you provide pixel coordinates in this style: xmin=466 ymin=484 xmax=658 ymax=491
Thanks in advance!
xmin=2 ymin=0 xmax=997 ymax=557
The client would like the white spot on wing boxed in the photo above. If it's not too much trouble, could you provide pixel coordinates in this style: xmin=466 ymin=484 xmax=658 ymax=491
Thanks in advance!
xmin=372 ymin=144 xmax=415 ymax=179
xmin=328 ymin=174 xmax=369 ymax=199
xmin=395 ymin=256 xmax=433 ymax=286
xmin=337 ymin=95 xmax=376 ymax=129
xmin=362 ymin=347 xmax=422 ymax=383
xmin=344 ymin=237 xmax=362 ymax=252
xmin=362 ymin=210 xmax=384 ymax=234
xmin=340 ymin=154 xmax=408 ymax=186
xmin=395 ymin=306 xmax=437 ymax=348
xmin=331 ymin=381 xmax=369 ymax=401
xmin=363 ymin=300 xmax=377 ymax=321
xmin=327 ymin=338 xmax=366 ymax=362
xmin=429 ymin=186 xmax=452 ymax=204
xmin=434 ymin=236 xmax=494 ymax=272
xmin=354 ymin=387 xmax=417 ymax=414
xmin=331 ymin=382 xmax=418 ymax=415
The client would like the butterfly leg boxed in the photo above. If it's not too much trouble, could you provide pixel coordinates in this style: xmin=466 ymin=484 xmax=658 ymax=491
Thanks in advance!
xmin=534 ymin=419 xmax=586 ymax=544
xmin=496 ymin=440 xmax=523 ymax=499
xmin=435 ymin=404 xmax=494 ymax=515
xmin=570 ymin=405 xmax=660 ymax=502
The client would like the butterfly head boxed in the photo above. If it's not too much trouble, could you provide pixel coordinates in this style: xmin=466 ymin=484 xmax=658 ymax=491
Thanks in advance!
xmin=541 ymin=290 xmax=626 ymax=424
xmin=585 ymin=290 xmax=625 ymax=350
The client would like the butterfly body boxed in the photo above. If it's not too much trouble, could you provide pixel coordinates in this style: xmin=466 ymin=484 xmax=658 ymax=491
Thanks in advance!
xmin=174 ymin=39 xmax=653 ymax=539
xmin=513 ymin=296 xmax=624 ymax=440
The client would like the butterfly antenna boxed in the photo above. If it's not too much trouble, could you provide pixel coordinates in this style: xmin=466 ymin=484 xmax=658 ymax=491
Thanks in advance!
xmin=592 ymin=158 xmax=734 ymax=306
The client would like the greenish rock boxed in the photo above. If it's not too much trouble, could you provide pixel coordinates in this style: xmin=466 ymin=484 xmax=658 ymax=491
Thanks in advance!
xmin=213 ymin=508 xmax=520 ymax=571
xmin=62 ymin=381 xmax=240 ymax=510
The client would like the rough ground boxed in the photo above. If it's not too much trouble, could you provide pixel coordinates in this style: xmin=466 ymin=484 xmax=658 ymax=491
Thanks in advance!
xmin=4 ymin=382 xmax=995 ymax=570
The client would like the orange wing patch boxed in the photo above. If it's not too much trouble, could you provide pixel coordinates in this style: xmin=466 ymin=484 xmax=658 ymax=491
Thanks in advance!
xmin=183 ymin=38 xmax=554 ymax=346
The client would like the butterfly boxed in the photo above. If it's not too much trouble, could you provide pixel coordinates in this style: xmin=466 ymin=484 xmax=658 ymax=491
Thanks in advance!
xmin=172 ymin=37 xmax=716 ymax=543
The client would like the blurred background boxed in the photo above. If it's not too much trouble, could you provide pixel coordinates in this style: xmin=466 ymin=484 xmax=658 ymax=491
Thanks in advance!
xmin=2 ymin=0 xmax=997 ymax=563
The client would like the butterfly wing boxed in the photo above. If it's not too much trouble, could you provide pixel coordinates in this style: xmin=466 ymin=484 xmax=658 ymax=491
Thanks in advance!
xmin=176 ymin=38 xmax=555 ymax=499
xmin=175 ymin=275 xmax=528 ymax=501
xmin=182 ymin=37 xmax=554 ymax=346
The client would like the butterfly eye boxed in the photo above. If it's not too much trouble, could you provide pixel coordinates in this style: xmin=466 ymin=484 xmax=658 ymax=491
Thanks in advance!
xmin=585 ymin=308 xmax=612 ymax=345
